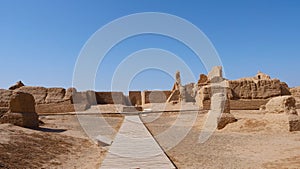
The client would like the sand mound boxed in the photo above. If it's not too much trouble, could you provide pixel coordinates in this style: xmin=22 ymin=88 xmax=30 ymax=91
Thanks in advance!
xmin=223 ymin=118 xmax=269 ymax=132
xmin=0 ymin=123 xmax=103 ymax=169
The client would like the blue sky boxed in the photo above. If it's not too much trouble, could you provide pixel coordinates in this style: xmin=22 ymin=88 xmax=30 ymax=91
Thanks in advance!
xmin=1 ymin=0 xmax=299 ymax=91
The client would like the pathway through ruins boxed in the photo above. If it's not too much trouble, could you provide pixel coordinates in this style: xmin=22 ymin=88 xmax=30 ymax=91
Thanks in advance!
xmin=100 ymin=115 xmax=176 ymax=169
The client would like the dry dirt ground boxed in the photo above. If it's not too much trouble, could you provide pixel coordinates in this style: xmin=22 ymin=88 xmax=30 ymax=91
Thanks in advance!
xmin=0 ymin=114 xmax=124 ymax=169
xmin=141 ymin=109 xmax=300 ymax=169
xmin=2 ymin=105 xmax=300 ymax=169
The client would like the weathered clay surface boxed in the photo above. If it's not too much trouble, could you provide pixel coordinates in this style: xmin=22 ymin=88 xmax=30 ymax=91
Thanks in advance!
xmin=9 ymin=92 xmax=36 ymax=113
xmin=290 ymin=87 xmax=300 ymax=108
xmin=218 ymin=113 xmax=237 ymax=130
xmin=208 ymin=66 xmax=223 ymax=80
xmin=45 ymin=88 xmax=66 ymax=104
xmin=0 ymin=92 xmax=39 ymax=128
xmin=16 ymin=86 xmax=48 ymax=104
xmin=64 ymin=87 xmax=77 ymax=101
xmin=210 ymin=93 xmax=237 ymax=130
xmin=265 ymin=96 xmax=297 ymax=115
xmin=229 ymin=79 xmax=290 ymax=99
xmin=288 ymin=114 xmax=300 ymax=132
xmin=198 ymin=74 xmax=208 ymax=86
xmin=129 ymin=91 xmax=142 ymax=106
xmin=35 ymin=102 xmax=89 ymax=114
xmin=0 ymin=89 xmax=13 ymax=107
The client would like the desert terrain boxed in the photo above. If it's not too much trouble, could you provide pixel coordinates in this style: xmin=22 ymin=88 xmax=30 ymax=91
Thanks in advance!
xmin=1 ymin=68 xmax=300 ymax=168
xmin=2 ymin=104 xmax=300 ymax=168
xmin=141 ymin=109 xmax=300 ymax=169
xmin=0 ymin=110 xmax=124 ymax=169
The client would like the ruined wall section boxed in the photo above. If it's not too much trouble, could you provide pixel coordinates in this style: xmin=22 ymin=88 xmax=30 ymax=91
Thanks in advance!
xmin=196 ymin=70 xmax=291 ymax=110
xmin=95 ymin=92 xmax=126 ymax=105
xmin=143 ymin=90 xmax=172 ymax=104
xmin=229 ymin=79 xmax=290 ymax=100
xmin=291 ymin=87 xmax=300 ymax=109
xmin=129 ymin=91 xmax=142 ymax=106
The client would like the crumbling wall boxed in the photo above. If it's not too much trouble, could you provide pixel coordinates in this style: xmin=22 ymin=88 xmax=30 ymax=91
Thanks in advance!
xmin=71 ymin=91 xmax=97 ymax=111
xmin=229 ymin=79 xmax=290 ymax=100
xmin=184 ymin=83 xmax=196 ymax=102
xmin=95 ymin=92 xmax=125 ymax=104
xmin=15 ymin=86 xmax=48 ymax=104
xmin=198 ymin=74 xmax=209 ymax=87
xmin=0 ymin=89 xmax=13 ymax=107
xmin=291 ymin=87 xmax=300 ymax=109
xmin=143 ymin=90 xmax=172 ymax=104
xmin=11 ymin=86 xmax=88 ymax=114
xmin=195 ymin=68 xmax=289 ymax=110
xmin=0 ymin=92 xmax=39 ymax=128
xmin=129 ymin=91 xmax=142 ymax=106
xmin=230 ymin=99 xmax=269 ymax=110
xmin=166 ymin=90 xmax=180 ymax=103
xmin=197 ymin=85 xmax=232 ymax=110
xmin=35 ymin=102 xmax=89 ymax=114
xmin=15 ymin=86 xmax=75 ymax=105
xmin=167 ymin=71 xmax=196 ymax=103
xmin=45 ymin=88 xmax=66 ymax=104
xmin=198 ymin=97 xmax=269 ymax=110
xmin=255 ymin=71 xmax=271 ymax=80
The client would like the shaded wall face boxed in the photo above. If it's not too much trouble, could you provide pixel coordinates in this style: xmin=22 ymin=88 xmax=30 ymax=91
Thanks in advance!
xmin=129 ymin=91 xmax=142 ymax=106
xmin=184 ymin=83 xmax=196 ymax=102
xmin=95 ymin=92 xmax=125 ymax=105
xmin=143 ymin=91 xmax=172 ymax=104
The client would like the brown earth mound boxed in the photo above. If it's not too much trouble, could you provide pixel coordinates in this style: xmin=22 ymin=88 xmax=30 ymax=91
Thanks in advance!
xmin=0 ymin=123 xmax=104 ymax=169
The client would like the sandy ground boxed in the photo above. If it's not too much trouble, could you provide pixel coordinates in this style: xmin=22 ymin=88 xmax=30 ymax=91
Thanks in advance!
xmin=2 ymin=103 xmax=300 ymax=169
xmin=88 ymin=104 xmax=125 ymax=113
xmin=141 ymin=109 xmax=300 ymax=169
xmin=0 ymin=114 xmax=124 ymax=169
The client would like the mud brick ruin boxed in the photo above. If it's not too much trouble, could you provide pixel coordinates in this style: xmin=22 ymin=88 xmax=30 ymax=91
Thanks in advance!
xmin=0 ymin=66 xmax=300 ymax=130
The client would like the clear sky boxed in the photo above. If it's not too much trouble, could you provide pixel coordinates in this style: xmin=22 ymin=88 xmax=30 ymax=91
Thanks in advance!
xmin=1 ymin=0 xmax=300 ymax=91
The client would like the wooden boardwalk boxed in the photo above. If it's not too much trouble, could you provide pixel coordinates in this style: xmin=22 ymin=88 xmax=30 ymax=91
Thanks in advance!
xmin=100 ymin=115 xmax=175 ymax=169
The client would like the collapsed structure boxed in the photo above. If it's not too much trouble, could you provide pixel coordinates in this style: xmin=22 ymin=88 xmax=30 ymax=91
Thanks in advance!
xmin=195 ymin=70 xmax=291 ymax=110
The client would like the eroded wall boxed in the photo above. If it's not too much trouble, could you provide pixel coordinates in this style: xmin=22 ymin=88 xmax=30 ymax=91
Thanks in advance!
xmin=143 ymin=90 xmax=172 ymax=104
xmin=129 ymin=91 xmax=142 ymax=106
